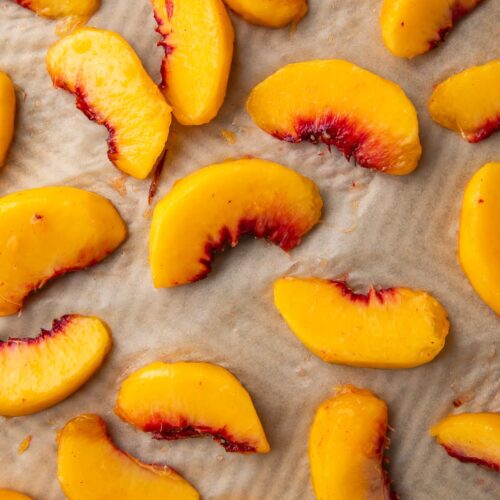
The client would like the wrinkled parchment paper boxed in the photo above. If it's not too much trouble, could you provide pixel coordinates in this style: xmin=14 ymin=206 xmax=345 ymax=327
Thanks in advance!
xmin=0 ymin=0 xmax=499 ymax=498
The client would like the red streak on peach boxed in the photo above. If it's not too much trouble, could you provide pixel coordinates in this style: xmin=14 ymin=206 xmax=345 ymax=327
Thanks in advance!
xmin=15 ymin=0 xmax=32 ymax=9
xmin=443 ymin=445 xmax=500 ymax=472
xmin=330 ymin=280 xmax=396 ymax=305
xmin=468 ymin=116 xmax=500 ymax=143
xmin=153 ymin=8 xmax=175 ymax=90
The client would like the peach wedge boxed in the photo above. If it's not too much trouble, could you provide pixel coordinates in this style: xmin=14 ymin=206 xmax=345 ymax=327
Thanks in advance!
xmin=459 ymin=162 xmax=500 ymax=314
xmin=115 ymin=361 xmax=270 ymax=453
xmin=430 ymin=413 xmax=500 ymax=472
xmin=14 ymin=0 xmax=99 ymax=21
xmin=46 ymin=28 xmax=172 ymax=179
xmin=429 ymin=60 xmax=500 ymax=143
xmin=149 ymin=158 xmax=322 ymax=287
xmin=247 ymin=60 xmax=421 ymax=175
xmin=0 ymin=186 xmax=126 ymax=316
xmin=274 ymin=277 xmax=449 ymax=369
xmin=0 ymin=491 xmax=32 ymax=500
xmin=223 ymin=0 xmax=308 ymax=28
xmin=310 ymin=385 xmax=394 ymax=499
xmin=0 ymin=71 xmax=15 ymax=167
xmin=151 ymin=0 xmax=234 ymax=125
xmin=58 ymin=414 xmax=199 ymax=500
xmin=381 ymin=0 xmax=482 ymax=58
xmin=0 ymin=315 xmax=111 ymax=417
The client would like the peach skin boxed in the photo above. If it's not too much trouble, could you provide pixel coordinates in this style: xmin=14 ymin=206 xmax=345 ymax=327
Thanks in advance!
xmin=0 ymin=490 xmax=32 ymax=500
xmin=58 ymin=414 xmax=200 ymax=500
xmin=151 ymin=0 xmax=234 ymax=125
xmin=430 ymin=413 xmax=500 ymax=472
xmin=247 ymin=60 xmax=421 ymax=175
xmin=13 ymin=0 xmax=99 ymax=21
xmin=223 ymin=0 xmax=307 ymax=28
xmin=459 ymin=162 xmax=500 ymax=314
xmin=0 ymin=71 xmax=15 ymax=167
xmin=274 ymin=277 xmax=449 ymax=368
xmin=381 ymin=0 xmax=482 ymax=58
xmin=310 ymin=385 xmax=394 ymax=500
xmin=0 ymin=315 xmax=111 ymax=417
xmin=115 ymin=361 xmax=270 ymax=453
xmin=429 ymin=60 xmax=500 ymax=143
xmin=149 ymin=158 xmax=322 ymax=287
xmin=0 ymin=186 xmax=126 ymax=316
xmin=46 ymin=28 xmax=172 ymax=179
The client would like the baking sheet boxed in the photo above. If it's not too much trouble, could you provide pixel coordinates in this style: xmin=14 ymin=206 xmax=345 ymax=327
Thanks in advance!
xmin=0 ymin=0 xmax=499 ymax=498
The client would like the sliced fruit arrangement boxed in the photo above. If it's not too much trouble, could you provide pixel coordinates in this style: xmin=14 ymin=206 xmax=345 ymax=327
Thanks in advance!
xmin=310 ymin=385 xmax=394 ymax=499
xmin=149 ymin=158 xmax=322 ymax=287
xmin=115 ymin=361 xmax=270 ymax=453
xmin=0 ymin=71 xmax=15 ymax=167
xmin=57 ymin=413 xmax=200 ymax=499
xmin=46 ymin=27 xmax=172 ymax=179
xmin=430 ymin=412 xmax=500 ymax=472
xmin=0 ymin=490 xmax=32 ymax=500
xmin=429 ymin=59 xmax=500 ymax=143
xmin=274 ymin=277 xmax=449 ymax=368
xmin=381 ymin=0 xmax=482 ymax=58
xmin=151 ymin=0 xmax=234 ymax=125
xmin=247 ymin=60 xmax=421 ymax=175
xmin=0 ymin=186 xmax=126 ymax=316
xmin=13 ymin=0 xmax=99 ymax=21
xmin=0 ymin=315 xmax=111 ymax=417
xmin=223 ymin=0 xmax=307 ymax=28
xmin=459 ymin=162 xmax=500 ymax=314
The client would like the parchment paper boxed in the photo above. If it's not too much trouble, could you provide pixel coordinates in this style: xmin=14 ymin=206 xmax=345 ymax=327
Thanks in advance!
xmin=0 ymin=0 xmax=499 ymax=498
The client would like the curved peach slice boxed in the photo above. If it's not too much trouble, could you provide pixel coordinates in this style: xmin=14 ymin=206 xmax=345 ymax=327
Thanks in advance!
xmin=223 ymin=0 xmax=307 ymax=28
xmin=381 ymin=0 xmax=482 ymax=59
xmin=14 ymin=0 xmax=99 ymax=21
xmin=0 ymin=71 xmax=16 ymax=167
xmin=0 ymin=315 xmax=111 ymax=416
xmin=0 ymin=490 xmax=32 ymax=500
xmin=274 ymin=277 xmax=449 ymax=368
xmin=310 ymin=385 xmax=394 ymax=499
xmin=0 ymin=186 xmax=126 ymax=316
xmin=430 ymin=413 xmax=500 ymax=472
xmin=149 ymin=158 xmax=322 ymax=287
xmin=459 ymin=162 xmax=500 ymax=314
xmin=247 ymin=60 xmax=421 ymax=175
xmin=58 ymin=413 xmax=199 ymax=500
xmin=115 ymin=361 xmax=270 ymax=453
xmin=429 ymin=60 xmax=500 ymax=143
xmin=151 ymin=0 xmax=234 ymax=125
xmin=46 ymin=28 xmax=172 ymax=179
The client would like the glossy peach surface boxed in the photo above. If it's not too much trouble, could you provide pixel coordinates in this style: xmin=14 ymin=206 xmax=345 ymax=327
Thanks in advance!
xmin=14 ymin=0 xmax=99 ymax=20
xmin=223 ymin=0 xmax=307 ymax=27
xmin=0 ymin=490 xmax=32 ymax=500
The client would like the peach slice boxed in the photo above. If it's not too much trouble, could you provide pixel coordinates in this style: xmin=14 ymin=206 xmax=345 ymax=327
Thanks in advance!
xmin=149 ymin=158 xmax=322 ymax=287
xmin=46 ymin=28 xmax=172 ymax=179
xmin=223 ymin=0 xmax=307 ymax=28
xmin=429 ymin=60 xmax=500 ymax=143
xmin=115 ymin=361 xmax=270 ymax=453
xmin=0 ymin=71 xmax=16 ymax=167
xmin=151 ymin=0 xmax=234 ymax=125
xmin=274 ymin=277 xmax=449 ymax=369
xmin=0 ymin=490 xmax=32 ymax=500
xmin=14 ymin=0 xmax=99 ymax=20
xmin=310 ymin=385 xmax=394 ymax=499
xmin=247 ymin=60 xmax=421 ymax=175
xmin=58 ymin=413 xmax=199 ymax=499
xmin=0 ymin=186 xmax=126 ymax=316
xmin=381 ymin=0 xmax=482 ymax=58
xmin=459 ymin=162 xmax=500 ymax=314
xmin=430 ymin=413 xmax=500 ymax=472
xmin=0 ymin=315 xmax=111 ymax=417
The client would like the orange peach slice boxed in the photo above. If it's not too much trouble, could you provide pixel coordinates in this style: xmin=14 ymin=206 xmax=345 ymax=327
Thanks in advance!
xmin=149 ymin=158 xmax=322 ymax=287
xmin=459 ymin=162 xmax=500 ymax=314
xmin=310 ymin=385 xmax=394 ymax=499
xmin=0 ymin=315 xmax=111 ymax=417
xmin=381 ymin=0 xmax=482 ymax=59
xmin=247 ymin=60 xmax=421 ymax=175
xmin=429 ymin=60 xmax=500 ymax=143
xmin=0 ymin=490 xmax=32 ymax=500
xmin=115 ymin=361 xmax=270 ymax=453
xmin=14 ymin=0 xmax=99 ymax=21
xmin=430 ymin=413 xmax=500 ymax=472
xmin=46 ymin=28 xmax=172 ymax=179
xmin=0 ymin=186 xmax=126 ymax=316
xmin=274 ymin=277 xmax=449 ymax=368
xmin=223 ymin=0 xmax=307 ymax=28
xmin=58 ymin=413 xmax=199 ymax=499
xmin=0 ymin=71 xmax=16 ymax=167
xmin=151 ymin=0 xmax=234 ymax=125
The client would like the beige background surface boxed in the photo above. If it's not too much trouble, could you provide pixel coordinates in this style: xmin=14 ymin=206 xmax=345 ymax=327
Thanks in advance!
xmin=0 ymin=0 xmax=499 ymax=498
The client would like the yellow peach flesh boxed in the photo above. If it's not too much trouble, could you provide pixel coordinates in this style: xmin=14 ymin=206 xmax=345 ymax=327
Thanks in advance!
xmin=0 ymin=71 xmax=15 ymax=167
xmin=0 ymin=490 xmax=32 ymax=500
xmin=14 ymin=0 xmax=99 ymax=20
